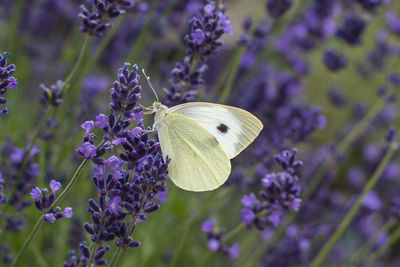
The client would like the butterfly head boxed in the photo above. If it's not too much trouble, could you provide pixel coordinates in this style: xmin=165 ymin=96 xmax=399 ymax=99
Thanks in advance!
xmin=152 ymin=101 xmax=166 ymax=112
xmin=152 ymin=101 xmax=168 ymax=130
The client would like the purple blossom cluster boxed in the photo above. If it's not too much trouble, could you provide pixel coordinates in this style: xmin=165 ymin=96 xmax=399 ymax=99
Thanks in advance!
xmin=67 ymin=63 xmax=169 ymax=266
xmin=31 ymin=180 xmax=73 ymax=223
xmin=79 ymin=0 xmax=134 ymax=36
xmin=0 ymin=52 xmax=17 ymax=115
xmin=201 ymin=219 xmax=240 ymax=259
xmin=163 ymin=1 xmax=233 ymax=106
xmin=240 ymin=149 xmax=303 ymax=228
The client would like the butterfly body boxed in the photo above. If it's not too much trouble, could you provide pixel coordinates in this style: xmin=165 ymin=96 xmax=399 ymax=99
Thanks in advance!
xmin=153 ymin=101 xmax=263 ymax=192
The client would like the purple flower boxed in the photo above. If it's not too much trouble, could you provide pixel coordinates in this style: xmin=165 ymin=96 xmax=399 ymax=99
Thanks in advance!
xmin=130 ymin=111 xmax=144 ymax=122
xmin=0 ymin=172 xmax=3 ymax=183
xmin=289 ymin=198 xmax=302 ymax=212
xmin=241 ymin=193 xmax=256 ymax=208
xmin=103 ymin=155 xmax=123 ymax=170
xmin=386 ymin=11 xmax=400 ymax=35
xmin=30 ymin=187 xmax=42 ymax=201
xmin=227 ymin=243 xmax=240 ymax=259
xmin=79 ymin=142 xmax=96 ymax=158
xmin=6 ymin=77 xmax=17 ymax=89
xmin=203 ymin=4 xmax=215 ymax=16
xmin=217 ymin=13 xmax=234 ymax=35
xmin=240 ymin=208 xmax=255 ymax=225
xmin=207 ymin=238 xmax=220 ymax=252
xmin=191 ymin=29 xmax=205 ymax=45
xmin=81 ymin=121 xmax=94 ymax=137
xmin=94 ymin=164 xmax=106 ymax=180
xmin=201 ymin=219 xmax=215 ymax=233
xmin=49 ymin=180 xmax=61 ymax=194
xmin=95 ymin=114 xmax=108 ymax=128
xmin=62 ymin=207 xmax=73 ymax=218
xmin=268 ymin=205 xmax=283 ymax=227
xmin=128 ymin=127 xmax=142 ymax=138
xmin=156 ymin=191 xmax=167 ymax=204
xmin=108 ymin=196 xmax=123 ymax=215
xmin=363 ymin=191 xmax=382 ymax=211
xmin=44 ymin=213 xmax=56 ymax=223
xmin=262 ymin=174 xmax=275 ymax=187
xmin=10 ymin=148 xmax=24 ymax=164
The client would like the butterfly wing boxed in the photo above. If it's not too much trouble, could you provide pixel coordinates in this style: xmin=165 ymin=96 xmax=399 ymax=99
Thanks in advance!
xmin=157 ymin=112 xmax=231 ymax=192
xmin=167 ymin=102 xmax=263 ymax=159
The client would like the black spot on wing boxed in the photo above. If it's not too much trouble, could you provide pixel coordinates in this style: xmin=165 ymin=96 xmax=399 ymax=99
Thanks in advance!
xmin=217 ymin=123 xmax=229 ymax=134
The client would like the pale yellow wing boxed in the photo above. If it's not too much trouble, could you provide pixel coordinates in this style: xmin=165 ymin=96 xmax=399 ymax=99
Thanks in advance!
xmin=167 ymin=102 xmax=263 ymax=159
xmin=157 ymin=112 xmax=231 ymax=192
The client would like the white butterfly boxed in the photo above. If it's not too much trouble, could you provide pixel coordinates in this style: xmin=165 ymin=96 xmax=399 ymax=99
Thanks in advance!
xmin=152 ymin=101 xmax=263 ymax=192
xmin=143 ymin=70 xmax=263 ymax=192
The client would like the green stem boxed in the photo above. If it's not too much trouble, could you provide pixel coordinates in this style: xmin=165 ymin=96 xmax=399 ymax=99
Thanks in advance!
xmin=109 ymin=247 xmax=122 ymax=267
xmin=223 ymin=222 xmax=246 ymax=243
xmin=48 ymin=159 xmax=88 ymax=210
xmin=62 ymin=34 xmax=91 ymax=92
xmin=364 ymin=226 xmax=400 ymax=267
xmin=350 ymin=217 xmax=397 ymax=266
xmin=88 ymin=243 xmax=98 ymax=266
xmin=10 ymin=215 xmax=44 ymax=267
xmin=309 ymin=141 xmax=398 ymax=267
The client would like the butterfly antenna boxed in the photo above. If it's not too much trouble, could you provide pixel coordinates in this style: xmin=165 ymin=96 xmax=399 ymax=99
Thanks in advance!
xmin=142 ymin=69 xmax=159 ymax=102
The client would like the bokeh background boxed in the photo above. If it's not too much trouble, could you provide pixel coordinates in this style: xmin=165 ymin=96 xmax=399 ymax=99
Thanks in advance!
xmin=1 ymin=0 xmax=400 ymax=266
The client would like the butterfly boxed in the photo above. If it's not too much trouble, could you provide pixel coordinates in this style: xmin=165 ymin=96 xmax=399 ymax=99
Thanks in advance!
xmin=143 ymin=71 xmax=263 ymax=192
